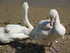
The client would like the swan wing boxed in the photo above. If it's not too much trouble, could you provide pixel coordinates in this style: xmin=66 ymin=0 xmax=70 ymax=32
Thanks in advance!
xmin=38 ymin=20 xmax=52 ymax=30
xmin=9 ymin=33 xmax=29 ymax=39
xmin=5 ymin=24 xmax=26 ymax=33
xmin=0 ymin=27 xmax=29 ymax=43
xmin=55 ymin=24 xmax=66 ymax=36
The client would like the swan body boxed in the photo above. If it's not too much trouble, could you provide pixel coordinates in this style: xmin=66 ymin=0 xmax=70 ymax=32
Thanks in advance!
xmin=0 ymin=2 xmax=33 ymax=43
xmin=30 ymin=9 xmax=66 ymax=44
xmin=38 ymin=19 xmax=52 ymax=30
xmin=5 ymin=24 xmax=30 ymax=34
xmin=5 ymin=24 xmax=24 ymax=33
xmin=0 ymin=27 xmax=29 ymax=43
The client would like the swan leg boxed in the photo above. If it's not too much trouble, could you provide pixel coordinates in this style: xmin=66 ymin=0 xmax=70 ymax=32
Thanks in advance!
xmin=45 ymin=42 xmax=60 ymax=53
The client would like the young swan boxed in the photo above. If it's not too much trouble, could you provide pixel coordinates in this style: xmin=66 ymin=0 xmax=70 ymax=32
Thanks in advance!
xmin=29 ymin=9 xmax=66 ymax=52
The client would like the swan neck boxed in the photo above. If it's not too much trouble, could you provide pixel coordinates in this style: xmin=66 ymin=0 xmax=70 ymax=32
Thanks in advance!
xmin=55 ymin=14 xmax=60 ymax=23
xmin=52 ymin=14 xmax=60 ymax=29
xmin=24 ymin=9 xmax=28 ymax=18
xmin=23 ymin=8 xmax=33 ymax=29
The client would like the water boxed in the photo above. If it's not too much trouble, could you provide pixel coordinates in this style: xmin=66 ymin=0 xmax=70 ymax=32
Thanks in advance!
xmin=21 ymin=0 xmax=70 ymax=7
xmin=0 ymin=0 xmax=70 ymax=7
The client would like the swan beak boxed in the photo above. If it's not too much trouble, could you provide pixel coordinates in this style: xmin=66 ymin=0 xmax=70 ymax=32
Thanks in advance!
xmin=50 ymin=17 xmax=54 ymax=26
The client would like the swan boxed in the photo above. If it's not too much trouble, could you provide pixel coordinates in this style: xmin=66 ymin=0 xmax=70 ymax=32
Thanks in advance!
xmin=0 ymin=2 xmax=33 ymax=43
xmin=29 ymin=9 xmax=66 ymax=52
xmin=5 ymin=2 xmax=33 ymax=34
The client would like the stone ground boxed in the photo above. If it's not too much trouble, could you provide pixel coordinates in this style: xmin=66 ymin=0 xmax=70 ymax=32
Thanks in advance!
xmin=0 ymin=0 xmax=70 ymax=53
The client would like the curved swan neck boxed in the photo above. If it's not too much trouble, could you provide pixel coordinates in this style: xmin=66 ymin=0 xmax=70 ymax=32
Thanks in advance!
xmin=55 ymin=14 xmax=60 ymax=24
xmin=52 ymin=13 xmax=60 ymax=29
xmin=24 ymin=9 xmax=28 ymax=20
xmin=23 ymin=7 xmax=33 ymax=29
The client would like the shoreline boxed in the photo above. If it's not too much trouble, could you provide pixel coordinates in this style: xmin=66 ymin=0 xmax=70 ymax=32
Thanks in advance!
xmin=0 ymin=0 xmax=70 ymax=33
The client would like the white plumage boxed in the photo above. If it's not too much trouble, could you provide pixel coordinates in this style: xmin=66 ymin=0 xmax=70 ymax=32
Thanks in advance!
xmin=0 ymin=27 xmax=29 ymax=43
xmin=0 ymin=1 xmax=66 ymax=46
xmin=0 ymin=2 xmax=33 ymax=43
xmin=5 ymin=2 xmax=33 ymax=34
xmin=38 ymin=19 xmax=52 ymax=30
xmin=30 ymin=9 xmax=66 ymax=44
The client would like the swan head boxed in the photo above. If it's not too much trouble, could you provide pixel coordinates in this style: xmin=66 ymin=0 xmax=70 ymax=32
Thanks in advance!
xmin=49 ymin=9 xmax=59 ymax=26
xmin=23 ymin=2 xmax=29 ymax=10
xmin=50 ymin=9 xmax=58 ymax=18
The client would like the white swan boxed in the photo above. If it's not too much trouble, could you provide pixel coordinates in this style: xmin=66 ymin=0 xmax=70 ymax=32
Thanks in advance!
xmin=38 ymin=19 xmax=53 ymax=30
xmin=0 ymin=2 xmax=33 ymax=43
xmin=30 ymin=9 xmax=66 ymax=43
xmin=29 ymin=9 xmax=66 ymax=51
xmin=5 ymin=2 xmax=33 ymax=34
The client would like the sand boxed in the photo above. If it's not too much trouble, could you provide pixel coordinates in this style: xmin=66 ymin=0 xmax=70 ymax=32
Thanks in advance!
xmin=0 ymin=0 xmax=70 ymax=53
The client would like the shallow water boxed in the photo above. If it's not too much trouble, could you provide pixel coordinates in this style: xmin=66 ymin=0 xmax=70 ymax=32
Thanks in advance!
xmin=21 ymin=0 xmax=70 ymax=7
xmin=0 ymin=0 xmax=70 ymax=7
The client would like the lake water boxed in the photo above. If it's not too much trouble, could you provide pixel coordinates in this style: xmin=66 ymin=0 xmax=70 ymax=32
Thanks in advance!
xmin=21 ymin=0 xmax=70 ymax=7
xmin=0 ymin=0 xmax=70 ymax=8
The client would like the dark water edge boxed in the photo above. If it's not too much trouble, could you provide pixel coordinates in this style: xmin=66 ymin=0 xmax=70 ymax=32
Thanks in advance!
xmin=0 ymin=0 xmax=70 ymax=8
xmin=21 ymin=0 xmax=70 ymax=7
